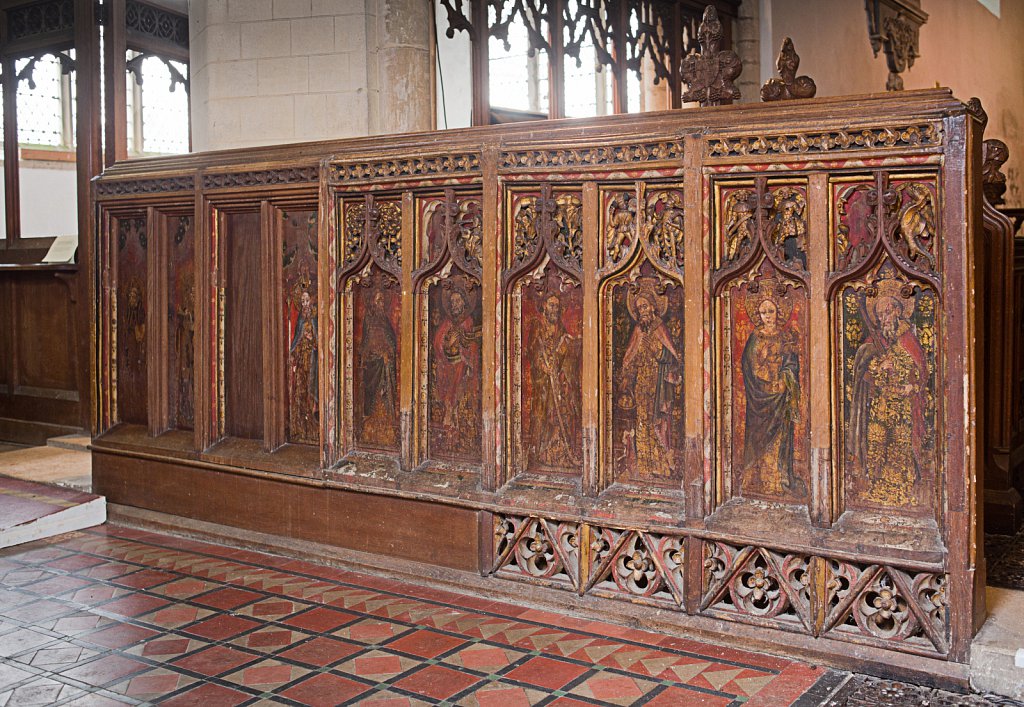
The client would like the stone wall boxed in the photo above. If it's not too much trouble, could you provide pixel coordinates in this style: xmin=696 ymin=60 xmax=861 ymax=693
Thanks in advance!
xmin=189 ymin=0 xmax=432 ymax=151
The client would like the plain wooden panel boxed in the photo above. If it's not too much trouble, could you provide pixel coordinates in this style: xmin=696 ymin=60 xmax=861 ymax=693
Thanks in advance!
xmin=224 ymin=211 xmax=264 ymax=440
xmin=93 ymin=451 xmax=481 ymax=571
xmin=15 ymin=273 xmax=76 ymax=391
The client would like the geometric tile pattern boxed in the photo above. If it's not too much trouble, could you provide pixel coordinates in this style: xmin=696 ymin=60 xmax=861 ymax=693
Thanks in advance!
xmin=986 ymin=530 xmax=1024 ymax=591
xmin=0 ymin=524 xmax=931 ymax=706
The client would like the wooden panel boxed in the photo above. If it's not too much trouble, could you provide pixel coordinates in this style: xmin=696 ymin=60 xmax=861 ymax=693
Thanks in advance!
xmin=224 ymin=211 xmax=264 ymax=440
xmin=167 ymin=214 xmax=196 ymax=431
xmin=282 ymin=209 xmax=319 ymax=446
xmin=0 ymin=279 xmax=10 ymax=388
xmin=93 ymin=451 xmax=480 ymax=571
xmin=116 ymin=216 xmax=148 ymax=426
xmin=15 ymin=274 xmax=77 ymax=391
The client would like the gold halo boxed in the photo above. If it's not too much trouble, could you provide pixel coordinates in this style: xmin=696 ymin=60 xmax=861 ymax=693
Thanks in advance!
xmin=742 ymin=278 xmax=792 ymax=324
xmin=866 ymin=277 xmax=916 ymax=325
xmin=626 ymin=277 xmax=669 ymax=320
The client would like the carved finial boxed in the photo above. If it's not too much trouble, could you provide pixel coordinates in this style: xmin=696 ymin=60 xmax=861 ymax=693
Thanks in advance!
xmin=681 ymin=5 xmax=742 ymax=107
xmin=983 ymin=139 xmax=1009 ymax=207
xmin=965 ymin=97 xmax=988 ymax=131
xmin=761 ymin=37 xmax=816 ymax=102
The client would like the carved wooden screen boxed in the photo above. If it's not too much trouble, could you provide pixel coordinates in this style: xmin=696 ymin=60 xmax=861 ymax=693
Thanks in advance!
xmin=94 ymin=89 xmax=982 ymax=682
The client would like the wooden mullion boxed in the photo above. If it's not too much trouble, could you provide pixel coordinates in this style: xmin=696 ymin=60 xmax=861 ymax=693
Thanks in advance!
xmin=400 ymin=190 xmax=415 ymax=470
xmin=611 ymin=0 xmax=628 ymax=114
xmin=262 ymin=200 xmax=285 ymax=451
xmin=3 ymin=56 xmax=20 ymax=242
xmin=808 ymin=172 xmax=831 ymax=527
xmin=317 ymin=160 xmax=336 ymax=468
xmin=146 ymin=206 xmax=169 ymax=435
xmin=481 ymin=146 xmax=499 ymax=491
xmin=682 ymin=134 xmax=704 ymax=517
xmin=103 ymin=0 xmax=128 ymax=167
xmin=581 ymin=182 xmax=599 ymax=495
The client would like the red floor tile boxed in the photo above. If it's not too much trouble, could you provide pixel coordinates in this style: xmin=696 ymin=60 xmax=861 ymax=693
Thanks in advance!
xmin=111 ymin=569 xmax=178 ymax=589
xmin=171 ymin=645 xmax=259 ymax=676
xmin=277 ymin=636 xmax=361 ymax=666
xmin=161 ymin=681 xmax=253 ymax=707
xmin=472 ymin=684 xmax=538 ymax=707
xmin=99 ymin=593 xmax=171 ymax=618
xmin=392 ymin=663 xmax=481 ymax=700
xmin=503 ymin=655 xmax=590 ymax=690
xmin=21 ymin=575 xmax=93 ymax=597
xmin=278 ymin=672 xmax=372 ymax=706
xmin=386 ymin=629 xmax=467 ymax=658
xmin=192 ymin=587 xmax=263 ymax=610
xmin=181 ymin=613 xmax=260 ymax=640
xmin=283 ymin=606 xmax=359 ymax=632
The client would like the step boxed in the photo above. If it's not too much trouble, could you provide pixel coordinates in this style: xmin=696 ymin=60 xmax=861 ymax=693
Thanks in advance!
xmin=0 ymin=474 xmax=105 ymax=549
xmin=970 ymin=587 xmax=1024 ymax=700
xmin=46 ymin=433 xmax=91 ymax=452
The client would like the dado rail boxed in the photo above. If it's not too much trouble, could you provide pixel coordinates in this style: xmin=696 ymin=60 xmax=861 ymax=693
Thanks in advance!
xmin=92 ymin=89 xmax=985 ymax=686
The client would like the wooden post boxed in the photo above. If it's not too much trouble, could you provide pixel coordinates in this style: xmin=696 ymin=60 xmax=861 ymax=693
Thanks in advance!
xmin=103 ymin=0 xmax=128 ymax=168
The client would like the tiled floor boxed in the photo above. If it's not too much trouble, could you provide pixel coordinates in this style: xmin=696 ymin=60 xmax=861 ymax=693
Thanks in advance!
xmin=1 ymin=525 xmax=1021 ymax=706
xmin=986 ymin=529 xmax=1024 ymax=591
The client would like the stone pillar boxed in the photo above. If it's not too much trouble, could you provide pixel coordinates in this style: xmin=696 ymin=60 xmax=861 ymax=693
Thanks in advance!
xmin=189 ymin=0 xmax=433 ymax=151
xmin=734 ymin=0 xmax=761 ymax=103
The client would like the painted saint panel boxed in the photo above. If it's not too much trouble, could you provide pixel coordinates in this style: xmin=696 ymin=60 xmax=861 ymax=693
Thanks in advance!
xmin=351 ymin=267 xmax=401 ymax=452
xmin=721 ymin=265 xmax=809 ymax=503
xmin=609 ymin=265 xmax=685 ymax=485
xmin=519 ymin=268 xmax=583 ymax=474
xmin=283 ymin=210 xmax=319 ymax=446
xmin=419 ymin=194 xmax=484 ymax=465
xmin=839 ymin=262 xmax=937 ymax=513
xmin=167 ymin=216 xmax=195 ymax=431
xmin=116 ymin=216 xmax=148 ymax=426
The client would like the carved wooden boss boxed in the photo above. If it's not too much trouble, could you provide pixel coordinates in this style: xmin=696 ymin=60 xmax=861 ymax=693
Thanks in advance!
xmin=92 ymin=89 xmax=983 ymax=685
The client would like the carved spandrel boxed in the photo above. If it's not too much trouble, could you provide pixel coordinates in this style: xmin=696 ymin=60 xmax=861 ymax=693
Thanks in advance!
xmin=760 ymin=37 xmax=816 ymax=102
xmin=507 ymin=185 xmax=584 ymax=280
xmin=342 ymin=201 xmax=366 ymax=269
xmin=367 ymin=200 xmax=403 ymax=275
xmin=715 ymin=179 xmax=808 ymax=285
xmin=889 ymin=181 xmax=938 ymax=274
xmin=681 ymin=5 xmax=742 ymax=107
xmin=603 ymin=190 xmax=637 ymax=269
xmin=643 ymin=189 xmax=685 ymax=273
xmin=420 ymin=191 xmax=483 ymax=279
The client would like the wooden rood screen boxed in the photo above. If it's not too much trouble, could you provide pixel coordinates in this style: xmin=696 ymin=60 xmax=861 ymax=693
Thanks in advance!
xmin=92 ymin=89 xmax=984 ymax=684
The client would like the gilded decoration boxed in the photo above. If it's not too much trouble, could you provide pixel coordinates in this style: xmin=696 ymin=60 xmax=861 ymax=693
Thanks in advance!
xmin=342 ymin=201 xmax=366 ymax=268
xmin=283 ymin=210 xmax=319 ymax=446
xmin=116 ymin=216 xmax=148 ymax=426
xmin=418 ymin=192 xmax=484 ymax=465
xmin=169 ymin=216 xmax=195 ymax=431
xmin=604 ymin=190 xmax=637 ymax=267
xmin=368 ymin=200 xmax=403 ymax=272
xmin=609 ymin=269 xmax=684 ymax=485
xmin=721 ymin=267 xmax=809 ymax=503
xmin=715 ymin=179 xmax=808 ymax=281
xmin=839 ymin=262 xmax=937 ymax=513
xmin=832 ymin=173 xmax=940 ymax=295
xmin=643 ymin=190 xmax=686 ymax=273
xmin=706 ymin=123 xmax=942 ymax=158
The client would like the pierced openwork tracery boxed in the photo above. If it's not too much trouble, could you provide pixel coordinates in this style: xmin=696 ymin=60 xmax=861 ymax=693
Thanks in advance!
xmin=586 ymin=527 xmax=685 ymax=606
xmin=493 ymin=514 xmax=581 ymax=589
xmin=701 ymin=541 xmax=812 ymax=631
